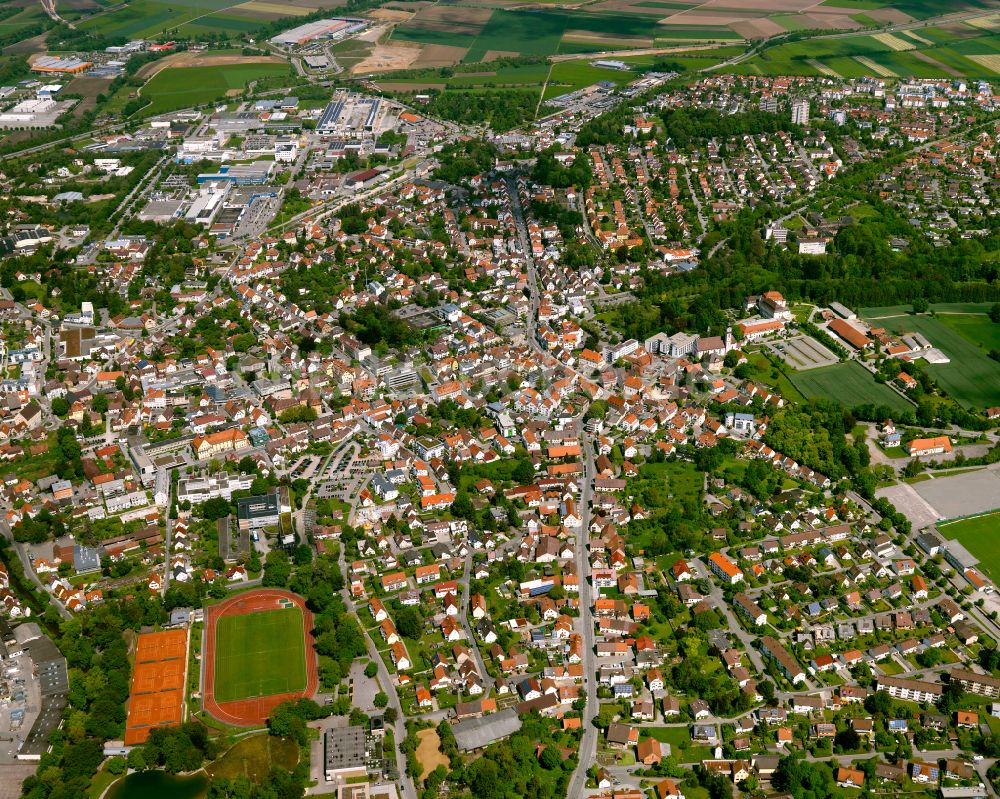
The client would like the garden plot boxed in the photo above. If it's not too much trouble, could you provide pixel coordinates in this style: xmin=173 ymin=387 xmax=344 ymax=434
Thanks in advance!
xmin=766 ymin=334 xmax=839 ymax=370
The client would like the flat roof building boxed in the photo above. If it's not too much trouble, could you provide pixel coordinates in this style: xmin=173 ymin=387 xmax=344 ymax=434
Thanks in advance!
xmin=236 ymin=492 xmax=280 ymax=531
xmin=324 ymin=725 xmax=369 ymax=781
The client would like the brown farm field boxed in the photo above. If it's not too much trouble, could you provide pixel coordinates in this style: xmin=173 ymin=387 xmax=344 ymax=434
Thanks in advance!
xmin=413 ymin=44 xmax=471 ymax=66
xmin=369 ymin=7 xmax=416 ymax=21
xmin=731 ymin=17 xmax=787 ymax=37
xmin=866 ymin=7 xmax=914 ymax=23
xmin=64 ymin=75 xmax=114 ymax=116
xmin=702 ymin=0 xmax=816 ymax=10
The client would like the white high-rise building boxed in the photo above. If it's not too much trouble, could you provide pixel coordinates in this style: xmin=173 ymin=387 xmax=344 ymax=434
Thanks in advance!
xmin=791 ymin=98 xmax=810 ymax=125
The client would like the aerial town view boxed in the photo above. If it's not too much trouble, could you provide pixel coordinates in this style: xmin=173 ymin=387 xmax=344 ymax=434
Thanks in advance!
xmin=6 ymin=0 xmax=1000 ymax=798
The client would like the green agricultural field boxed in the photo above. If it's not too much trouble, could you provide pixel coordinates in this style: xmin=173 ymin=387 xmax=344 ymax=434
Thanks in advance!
xmin=938 ymin=512 xmax=1000 ymax=583
xmin=462 ymin=9 xmax=580 ymax=61
xmin=938 ymin=313 xmax=1000 ymax=353
xmin=789 ymin=361 xmax=913 ymax=412
xmin=820 ymin=0 xmax=885 ymax=9
xmin=895 ymin=0 xmax=991 ymax=19
xmin=140 ymin=63 xmax=291 ymax=115
xmin=396 ymin=8 xmax=741 ymax=63
xmin=860 ymin=302 xmax=997 ymax=317
xmin=214 ymin=607 xmax=307 ymax=702
xmin=860 ymin=312 xmax=1000 ymax=409
xmin=445 ymin=64 xmax=551 ymax=88
xmin=78 ymin=0 xmax=237 ymax=39
xmin=543 ymin=61 xmax=636 ymax=99
xmin=735 ymin=29 xmax=1000 ymax=78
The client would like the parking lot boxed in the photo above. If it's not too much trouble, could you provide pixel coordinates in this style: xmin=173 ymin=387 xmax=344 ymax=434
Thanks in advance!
xmin=0 ymin=654 xmax=41 ymax=767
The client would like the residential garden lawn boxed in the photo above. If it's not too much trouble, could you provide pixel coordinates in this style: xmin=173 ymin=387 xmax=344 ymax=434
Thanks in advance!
xmin=789 ymin=361 xmax=913 ymax=413
xmin=207 ymin=733 xmax=299 ymax=782
xmin=876 ymin=659 xmax=905 ymax=675
xmin=214 ymin=607 xmax=307 ymax=702
xmin=630 ymin=460 xmax=704 ymax=518
xmin=937 ymin=512 xmax=1000 ymax=583
xmin=646 ymin=726 xmax=692 ymax=746
xmin=140 ymin=63 xmax=291 ymax=115
xmin=859 ymin=312 xmax=1000 ymax=409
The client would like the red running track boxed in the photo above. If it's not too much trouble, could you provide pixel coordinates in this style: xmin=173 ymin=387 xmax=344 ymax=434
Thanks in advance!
xmin=202 ymin=588 xmax=318 ymax=726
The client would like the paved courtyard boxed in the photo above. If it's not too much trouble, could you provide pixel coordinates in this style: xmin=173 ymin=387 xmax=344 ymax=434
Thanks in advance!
xmin=878 ymin=465 xmax=1000 ymax=527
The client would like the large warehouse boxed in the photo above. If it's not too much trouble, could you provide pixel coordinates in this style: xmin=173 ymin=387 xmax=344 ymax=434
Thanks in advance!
xmin=270 ymin=18 xmax=367 ymax=47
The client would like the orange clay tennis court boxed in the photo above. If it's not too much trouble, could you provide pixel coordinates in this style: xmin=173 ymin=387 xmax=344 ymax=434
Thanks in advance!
xmin=124 ymin=628 xmax=189 ymax=745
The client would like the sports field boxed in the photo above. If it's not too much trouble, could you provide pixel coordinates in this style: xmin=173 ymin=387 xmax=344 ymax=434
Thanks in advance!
xmin=213 ymin=607 xmax=307 ymax=703
xmin=789 ymin=361 xmax=913 ymax=412
xmin=140 ymin=63 xmax=291 ymax=115
xmin=859 ymin=311 xmax=1000 ymax=409
xmin=938 ymin=511 xmax=1000 ymax=583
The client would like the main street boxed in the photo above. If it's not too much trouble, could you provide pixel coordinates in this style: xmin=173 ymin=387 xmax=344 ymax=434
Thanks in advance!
xmin=567 ymin=436 xmax=598 ymax=799
xmin=335 ymin=540 xmax=417 ymax=799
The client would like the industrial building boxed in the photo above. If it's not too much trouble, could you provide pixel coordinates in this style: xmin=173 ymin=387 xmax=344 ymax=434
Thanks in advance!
xmin=270 ymin=18 xmax=367 ymax=47
xmin=317 ymin=93 xmax=386 ymax=140
xmin=31 ymin=56 xmax=92 ymax=74
xmin=196 ymin=161 xmax=274 ymax=185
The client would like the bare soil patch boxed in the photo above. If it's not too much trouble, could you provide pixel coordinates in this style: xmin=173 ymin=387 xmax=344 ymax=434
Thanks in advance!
xmin=352 ymin=40 xmax=423 ymax=72
xmin=357 ymin=22 xmax=390 ymax=42
xmin=416 ymin=729 xmax=448 ymax=781
xmin=137 ymin=53 xmax=285 ymax=80
xmin=731 ymin=17 xmax=786 ymax=37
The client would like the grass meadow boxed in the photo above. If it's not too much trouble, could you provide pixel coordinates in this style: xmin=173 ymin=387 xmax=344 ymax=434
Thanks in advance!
xmin=790 ymin=361 xmax=913 ymax=412
xmin=141 ymin=63 xmax=290 ymax=114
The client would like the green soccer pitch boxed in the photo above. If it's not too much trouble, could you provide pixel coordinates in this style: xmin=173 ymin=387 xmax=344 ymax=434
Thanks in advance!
xmin=213 ymin=607 xmax=307 ymax=703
